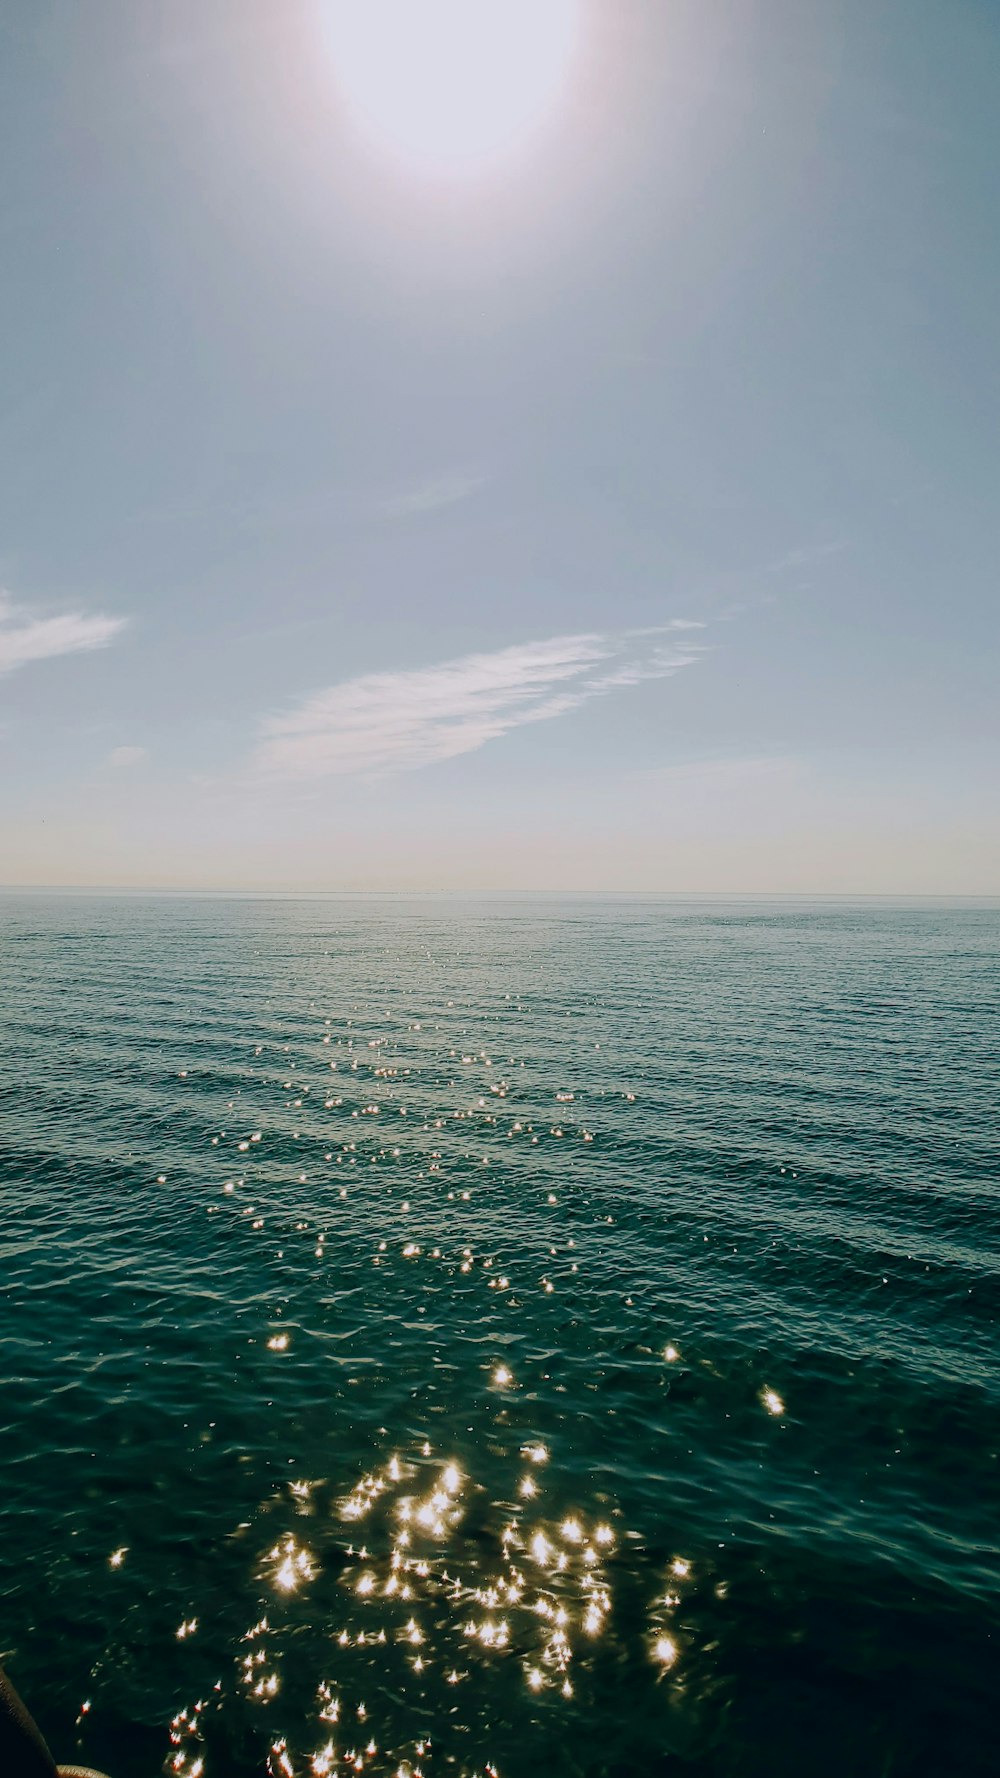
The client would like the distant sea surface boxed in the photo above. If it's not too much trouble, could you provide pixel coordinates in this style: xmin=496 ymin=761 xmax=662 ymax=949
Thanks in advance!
xmin=1 ymin=894 xmax=997 ymax=1778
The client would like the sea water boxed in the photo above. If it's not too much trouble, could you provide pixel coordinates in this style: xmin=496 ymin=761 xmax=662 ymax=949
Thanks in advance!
xmin=0 ymin=894 xmax=997 ymax=1778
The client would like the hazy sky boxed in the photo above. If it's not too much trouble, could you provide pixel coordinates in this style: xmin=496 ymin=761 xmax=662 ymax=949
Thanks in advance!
xmin=1 ymin=0 xmax=997 ymax=891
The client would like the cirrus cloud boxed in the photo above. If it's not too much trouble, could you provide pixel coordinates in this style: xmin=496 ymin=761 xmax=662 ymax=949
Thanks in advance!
xmin=379 ymin=469 xmax=487 ymax=519
xmin=255 ymin=623 xmax=704 ymax=782
xmin=0 ymin=592 xmax=127 ymax=677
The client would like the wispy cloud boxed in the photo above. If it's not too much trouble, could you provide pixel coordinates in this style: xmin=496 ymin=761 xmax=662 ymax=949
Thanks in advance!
xmin=0 ymin=592 xmax=126 ymax=676
xmin=107 ymin=745 xmax=147 ymax=768
xmin=755 ymin=539 xmax=850 ymax=577
xmin=379 ymin=470 xmax=486 ymax=519
xmin=255 ymin=624 xmax=703 ymax=782
xmin=636 ymin=753 xmax=804 ymax=791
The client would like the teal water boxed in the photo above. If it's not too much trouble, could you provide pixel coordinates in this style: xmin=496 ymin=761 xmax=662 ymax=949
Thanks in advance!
xmin=0 ymin=894 xmax=997 ymax=1778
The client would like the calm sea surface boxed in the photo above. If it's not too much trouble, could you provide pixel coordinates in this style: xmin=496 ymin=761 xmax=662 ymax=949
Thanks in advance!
xmin=0 ymin=894 xmax=997 ymax=1778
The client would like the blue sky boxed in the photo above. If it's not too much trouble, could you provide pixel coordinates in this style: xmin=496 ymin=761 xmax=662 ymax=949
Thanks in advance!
xmin=1 ymin=0 xmax=997 ymax=891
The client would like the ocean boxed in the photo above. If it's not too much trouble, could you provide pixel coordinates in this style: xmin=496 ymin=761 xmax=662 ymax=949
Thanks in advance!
xmin=0 ymin=893 xmax=997 ymax=1778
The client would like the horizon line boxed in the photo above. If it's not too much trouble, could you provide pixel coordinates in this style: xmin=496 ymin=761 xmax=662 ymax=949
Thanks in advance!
xmin=1 ymin=884 xmax=997 ymax=902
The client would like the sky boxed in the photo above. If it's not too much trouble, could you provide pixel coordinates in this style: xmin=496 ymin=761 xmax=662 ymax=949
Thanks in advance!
xmin=0 ymin=0 xmax=997 ymax=893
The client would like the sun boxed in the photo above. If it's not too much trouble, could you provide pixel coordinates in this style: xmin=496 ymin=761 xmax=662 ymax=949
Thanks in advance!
xmin=321 ymin=0 xmax=581 ymax=177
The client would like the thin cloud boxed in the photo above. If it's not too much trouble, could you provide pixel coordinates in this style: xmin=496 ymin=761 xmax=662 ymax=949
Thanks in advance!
xmin=637 ymin=753 xmax=804 ymax=789
xmin=379 ymin=470 xmax=486 ymax=519
xmin=108 ymin=745 xmax=148 ymax=768
xmin=255 ymin=624 xmax=703 ymax=782
xmin=0 ymin=593 xmax=127 ymax=676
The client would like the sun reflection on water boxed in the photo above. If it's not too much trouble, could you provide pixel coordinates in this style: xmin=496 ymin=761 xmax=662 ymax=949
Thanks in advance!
xmin=162 ymin=1428 xmax=702 ymax=1776
xmin=66 ymin=982 xmax=800 ymax=1778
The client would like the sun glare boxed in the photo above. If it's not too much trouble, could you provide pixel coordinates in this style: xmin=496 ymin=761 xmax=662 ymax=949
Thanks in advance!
xmin=321 ymin=0 xmax=581 ymax=177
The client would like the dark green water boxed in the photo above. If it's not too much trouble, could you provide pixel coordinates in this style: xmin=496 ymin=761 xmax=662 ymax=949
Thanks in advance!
xmin=0 ymin=894 xmax=997 ymax=1778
